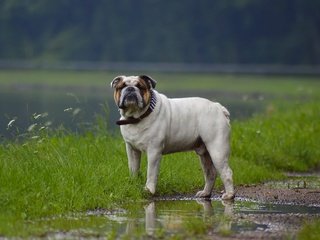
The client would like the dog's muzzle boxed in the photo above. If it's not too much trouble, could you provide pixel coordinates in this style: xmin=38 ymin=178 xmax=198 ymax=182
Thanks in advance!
xmin=119 ymin=87 xmax=142 ymax=109
xmin=119 ymin=93 xmax=138 ymax=109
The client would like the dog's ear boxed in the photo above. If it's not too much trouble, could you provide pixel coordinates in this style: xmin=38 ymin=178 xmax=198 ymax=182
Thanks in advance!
xmin=139 ymin=75 xmax=157 ymax=89
xmin=111 ymin=76 xmax=124 ymax=88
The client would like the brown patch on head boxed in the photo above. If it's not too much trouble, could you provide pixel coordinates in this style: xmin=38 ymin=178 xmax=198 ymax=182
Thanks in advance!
xmin=111 ymin=76 xmax=124 ymax=88
xmin=114 ymin=88 xmax=121 ymax=106
xmin=137 ymin=78 xmax=151 ymax=106
xmin=139 ymin=75 xmax=157 ymax=89
xmin=111 ymin=76 xmax=126 ymax=106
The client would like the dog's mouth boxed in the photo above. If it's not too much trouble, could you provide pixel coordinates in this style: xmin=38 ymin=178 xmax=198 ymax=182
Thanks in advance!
xmin=119 ymin=93 xmax=140 ymax=109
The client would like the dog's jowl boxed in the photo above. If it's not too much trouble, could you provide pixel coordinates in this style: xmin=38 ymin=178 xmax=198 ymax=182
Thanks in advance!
xmin=110 ymin=75 xmax=235 ymax=200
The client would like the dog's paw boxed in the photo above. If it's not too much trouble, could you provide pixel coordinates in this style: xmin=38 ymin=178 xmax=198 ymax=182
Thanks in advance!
xmin=221 ymin=192 xmax=235 ymax=200
xmin=195 ymin=190 xmax=211 ymax=198
xmin=142 ymin=188 xmax=154 ymax=198
xmin=144 ymin=184 xmax=156 ymax=195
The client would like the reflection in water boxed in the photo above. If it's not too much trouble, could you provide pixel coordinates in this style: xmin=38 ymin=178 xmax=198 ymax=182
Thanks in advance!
xmin=101 ymin=199 xmax=320 ymax=238
xmin=145 ymin=201 xmax=156 ymax=235
xmin=39 ymin=198 xmax=320 ymax=239
xmin=125 ymin=199 xmax=234 ymax=237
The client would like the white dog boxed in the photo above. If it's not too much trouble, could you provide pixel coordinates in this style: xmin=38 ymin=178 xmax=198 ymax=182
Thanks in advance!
xmin=111 ymin=75 xmax=234 ymax=200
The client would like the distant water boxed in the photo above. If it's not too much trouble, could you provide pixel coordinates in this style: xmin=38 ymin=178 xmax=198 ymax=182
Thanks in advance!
xmin=0 ymin=86 xmax=265 ymax=139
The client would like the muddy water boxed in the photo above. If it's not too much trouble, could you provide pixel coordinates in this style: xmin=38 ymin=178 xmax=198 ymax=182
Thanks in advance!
xmin=39 ymin=198 xmax=320 ymax=239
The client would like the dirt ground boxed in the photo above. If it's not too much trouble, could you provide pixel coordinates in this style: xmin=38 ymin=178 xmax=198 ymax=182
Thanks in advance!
xmin=235 ymin=184 xmax=320 ymax=206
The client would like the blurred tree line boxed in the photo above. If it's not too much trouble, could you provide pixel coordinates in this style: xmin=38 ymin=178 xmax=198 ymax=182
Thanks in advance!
xmin=0 ymin=0 xmax=319 ymax=65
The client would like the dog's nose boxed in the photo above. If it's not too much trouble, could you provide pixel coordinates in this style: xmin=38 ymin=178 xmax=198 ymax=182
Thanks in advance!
xmin=126 ymin=87 xmax=135 ymax=92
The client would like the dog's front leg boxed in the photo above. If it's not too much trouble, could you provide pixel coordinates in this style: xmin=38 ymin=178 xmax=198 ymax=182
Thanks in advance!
xmin=145 ymin=148 xmax=162 ymax=195
xmin=126 ymin=143 xmax=141 ymax=176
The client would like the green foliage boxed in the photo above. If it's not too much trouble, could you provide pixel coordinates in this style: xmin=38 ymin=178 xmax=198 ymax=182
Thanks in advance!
xmin=0 ymin=0 xmax=319 ymax=64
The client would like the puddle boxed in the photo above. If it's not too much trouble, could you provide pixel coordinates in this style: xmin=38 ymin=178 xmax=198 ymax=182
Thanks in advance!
xmin=31 ymin=198 xmax=320 ymax=239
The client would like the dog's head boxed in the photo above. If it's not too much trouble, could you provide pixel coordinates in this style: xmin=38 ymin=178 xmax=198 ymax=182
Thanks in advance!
xmin=111 ymin=75 xmax=157 ymax=117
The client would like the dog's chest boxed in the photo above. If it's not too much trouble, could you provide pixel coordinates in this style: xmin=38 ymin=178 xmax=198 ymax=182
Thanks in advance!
xmin=120 ymin=125 xmax=151 ymax=151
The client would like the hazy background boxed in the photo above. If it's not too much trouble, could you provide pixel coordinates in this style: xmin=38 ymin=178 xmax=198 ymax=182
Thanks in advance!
xmin=1 ymin=0 xmax=319 ymax=65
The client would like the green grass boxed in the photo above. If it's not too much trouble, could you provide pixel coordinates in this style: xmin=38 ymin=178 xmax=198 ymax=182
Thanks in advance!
xmin=231 ymin=101 xmax=320 ymax=183
xmin=0 ymin=100 xmax=319 ymax=236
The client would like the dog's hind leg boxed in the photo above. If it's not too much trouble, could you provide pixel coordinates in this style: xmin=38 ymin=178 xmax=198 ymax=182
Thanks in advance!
xmin=205 ymin=141 xmax=235 ymax=200
xmin=195 ymin=146 xmax=217 ymax=198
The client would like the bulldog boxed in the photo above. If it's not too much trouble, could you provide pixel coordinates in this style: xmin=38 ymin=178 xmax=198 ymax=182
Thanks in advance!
xmin=111 ymin=75 xmax=235 ymax=200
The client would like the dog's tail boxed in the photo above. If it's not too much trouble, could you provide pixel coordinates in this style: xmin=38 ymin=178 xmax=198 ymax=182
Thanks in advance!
xmin=221 ymin=105 xmax=230 ymax=124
